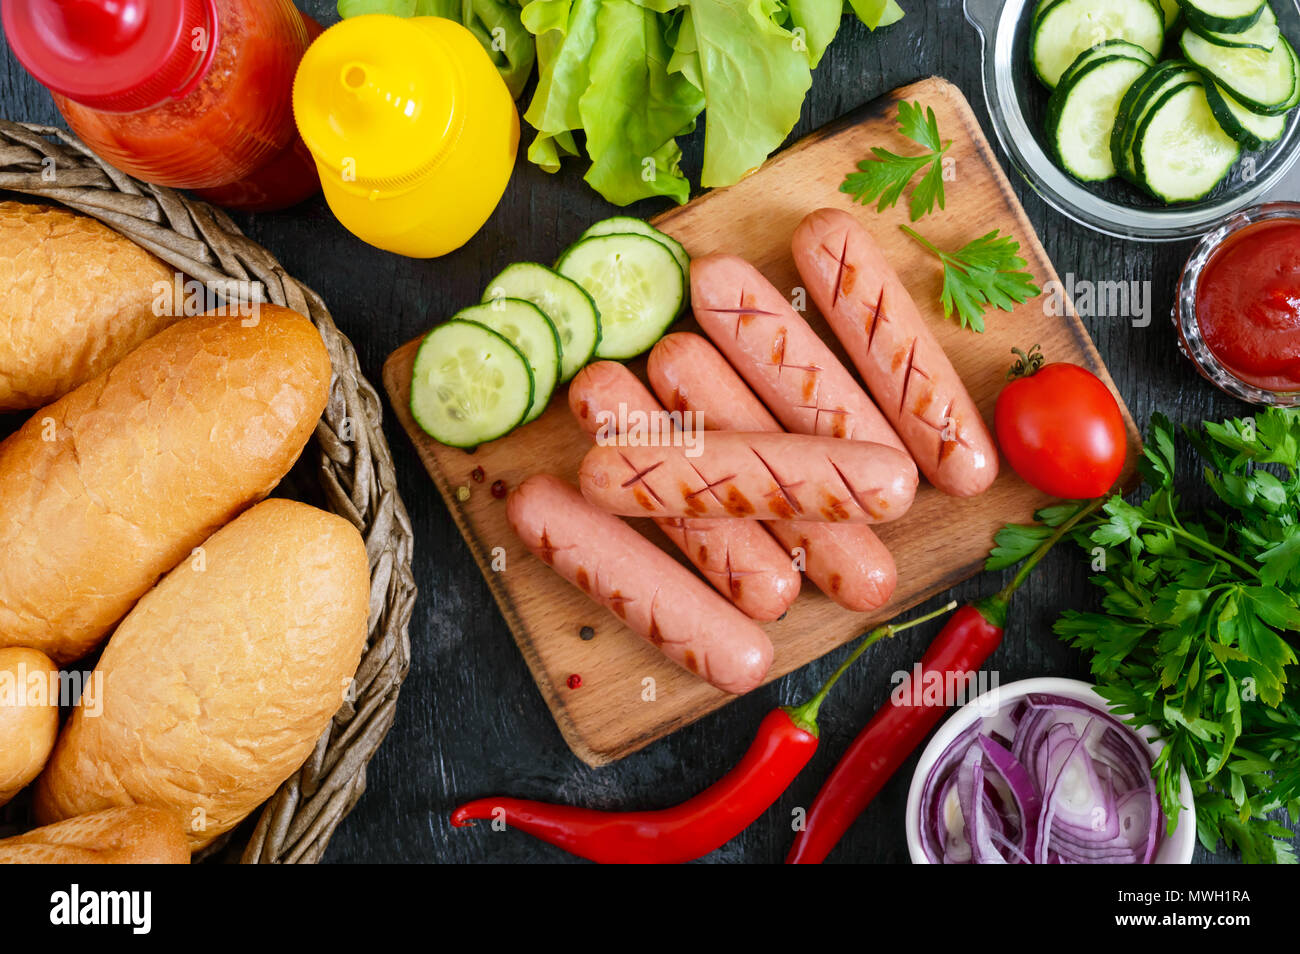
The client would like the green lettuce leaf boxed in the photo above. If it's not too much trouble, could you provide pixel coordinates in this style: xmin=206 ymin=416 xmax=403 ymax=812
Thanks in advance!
xmin=686 ymin=0 xmax=812 ymax=187
xmin=787 ymin=0 xmax=842 ymax=68
xmin=521 ymin=0 xmax=602 ymax=170
xmin=579 ymin=0 xmax=705 ymax=204
xmin=845 ymin=0 xmax=904 ymax=29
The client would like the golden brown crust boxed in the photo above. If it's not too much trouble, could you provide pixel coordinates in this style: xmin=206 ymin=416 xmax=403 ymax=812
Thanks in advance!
xmin=0 ymin=200 xmax=183 ymax=410
xmin=33 ymin=499 xmax=371 ymax=851
xmin=0 ymin=307 xmax=331 ymax=664
xmin=0 ymin=806 xmax=189 ymax=864
xmin=0 ymin=647 xmax=59 ymax=807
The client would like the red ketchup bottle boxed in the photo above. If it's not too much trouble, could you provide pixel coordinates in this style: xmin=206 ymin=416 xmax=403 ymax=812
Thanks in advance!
xmin=3 ymin=0 xmax=309 ymax=193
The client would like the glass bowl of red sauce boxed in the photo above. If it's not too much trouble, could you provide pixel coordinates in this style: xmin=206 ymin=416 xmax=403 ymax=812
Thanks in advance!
xmin=1175 ymin=203 xmax=1300 ymax=407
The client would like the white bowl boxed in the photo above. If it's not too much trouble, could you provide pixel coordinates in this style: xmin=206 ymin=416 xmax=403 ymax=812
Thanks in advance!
xmin=905 ymin=677 xmax=1196 ymax=864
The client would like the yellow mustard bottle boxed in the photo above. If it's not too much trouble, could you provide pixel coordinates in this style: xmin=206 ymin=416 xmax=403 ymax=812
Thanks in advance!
xmin=292 ymin=15 xmax=518 ymax=258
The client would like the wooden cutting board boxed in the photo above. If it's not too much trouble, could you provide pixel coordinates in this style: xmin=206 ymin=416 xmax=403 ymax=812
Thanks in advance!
xmin=383 ymin=76 xmax=1141 ymax=767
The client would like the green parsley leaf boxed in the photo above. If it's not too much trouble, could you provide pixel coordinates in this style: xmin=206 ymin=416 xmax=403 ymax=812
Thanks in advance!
xmin=839 ymin=101 xmax=950 ymax=221
xmin=899 ymin=226 xmax=1040 ymax=332
xmin=984 ymin=522 xmax=1053 ymax=571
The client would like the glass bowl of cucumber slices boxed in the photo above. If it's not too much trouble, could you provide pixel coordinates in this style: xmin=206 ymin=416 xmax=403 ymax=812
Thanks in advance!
xmin=964 ymin=0 xmax=1300 ymax=241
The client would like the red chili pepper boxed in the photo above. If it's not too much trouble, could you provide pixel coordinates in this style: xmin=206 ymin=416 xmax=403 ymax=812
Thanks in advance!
xmin=450 ymin=602 xmax=956 ymax=864
xmin=785 ymin=497 xmax=1106 ymax=864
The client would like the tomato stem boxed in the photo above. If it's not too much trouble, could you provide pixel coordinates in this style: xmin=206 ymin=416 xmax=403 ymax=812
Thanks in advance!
xmin=1006 ymin=344 xmax=1045 ymax=380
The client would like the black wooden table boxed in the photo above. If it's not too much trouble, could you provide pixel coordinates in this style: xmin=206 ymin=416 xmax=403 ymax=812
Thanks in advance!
xmin=0 ymin=0 xmax=1286 ymax=864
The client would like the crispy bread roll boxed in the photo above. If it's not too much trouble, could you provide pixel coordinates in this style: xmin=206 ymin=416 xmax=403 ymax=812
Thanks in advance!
xmin=33 ymin=499 xmax=371 ymax=851
xmin=0 ymin=307 xmax=331 ymax=664
xmin=0 ymin=647 xmax=59 ymax=807
xmin=0 ymin=806 xmax=189 ymax=864
xmin=0 ymin=200 xmax=183 ymax=410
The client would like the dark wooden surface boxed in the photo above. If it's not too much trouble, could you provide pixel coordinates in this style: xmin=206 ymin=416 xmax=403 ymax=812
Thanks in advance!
xmin=0 ymin=0 xmax=1289 ymax=863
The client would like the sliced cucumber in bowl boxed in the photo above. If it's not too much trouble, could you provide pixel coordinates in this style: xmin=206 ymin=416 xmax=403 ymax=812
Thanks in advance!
xmin=1181 ymin=28 xmax=1298 ymax=112
xmin=557 ymin=233 xmax=685 ymax=361
xmin=410 ymin=319 xmax=534 ymax=449
xmin=482 ymin=262 xmax=600 ymax=383
xmin=1112 ymin=62 xmax=1201 ymax=182
xmin=1134 ymin=79 xmax=1242 ymax=201
xmin=1048 ymin=54 xmax=1152 ymax=180
xmin=1201 ymin=75 xmax=1289 ymax=147
xmin=1032 ymin=0 xmax=1165 ymax=87
xmin=1159 ymin=0 xmax=1182 ymax=29
xmin=1057 ymin=39 xmax=1157 ymax=89
xmin=1186 ymin=2 xmax=1279 ymax=50
xmin=1176 ymin=0 xmax=1266 ymax=34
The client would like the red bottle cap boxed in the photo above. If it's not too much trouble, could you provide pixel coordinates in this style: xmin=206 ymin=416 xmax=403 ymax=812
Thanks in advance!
xmin=2 ymin=0 xmax=217 ymax=112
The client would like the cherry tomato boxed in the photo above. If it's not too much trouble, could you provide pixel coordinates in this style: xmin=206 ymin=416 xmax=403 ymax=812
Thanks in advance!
xmin=995 ymin=360 xmax=1126 ymax=498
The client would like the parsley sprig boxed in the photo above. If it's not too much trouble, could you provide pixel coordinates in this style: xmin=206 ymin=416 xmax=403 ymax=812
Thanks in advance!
xmin=900 ymin=226 xmax=1040 ymax=333
xmin=988 ymin=409 xmax=1300 ymax=863
xmin=840 ymin=101 xmax=951 ymax=221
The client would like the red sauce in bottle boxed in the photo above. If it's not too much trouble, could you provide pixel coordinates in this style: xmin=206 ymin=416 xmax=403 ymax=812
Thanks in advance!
xmin=1197 ymin=218 xmax=1300 ymax=393
xmin=4 ymin=0 xmax=307 ymax=190
xmin=191 ymin=11 xmax=324 ymax=212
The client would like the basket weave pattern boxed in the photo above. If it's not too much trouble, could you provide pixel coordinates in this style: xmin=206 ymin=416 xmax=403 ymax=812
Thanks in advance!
xmin=0 ymin=119 xmax=417 ymax=864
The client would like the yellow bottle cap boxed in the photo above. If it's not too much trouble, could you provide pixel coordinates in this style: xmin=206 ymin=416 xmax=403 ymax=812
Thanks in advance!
xmin=292 ymin=14 xmax=461 ymax=194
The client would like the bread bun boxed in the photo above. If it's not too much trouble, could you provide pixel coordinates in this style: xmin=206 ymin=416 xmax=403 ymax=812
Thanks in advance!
xmin=0 ymin=200 xmax=183 ymax=410
xmin=33 ymin=499 xmax=371 ymax=850
xmin=0 ymin=647 xmax=59 ymax=806
xmin=0 ymin=806 xmax=189 ymax=864
xmin=0 ymin=306 xmax=331 ymax=664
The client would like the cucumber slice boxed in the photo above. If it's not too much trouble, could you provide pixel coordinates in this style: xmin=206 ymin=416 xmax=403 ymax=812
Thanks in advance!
xmin=1113 ymin=62 xmax=1200 ymax=181
xmin=1276 ymin=38 xmax=1300 ymax=109
xmin=1181 ymin=29 xmax=1297 ymax=112
xmin=1175 ymin=0 xmax=1265 ymax=33
xmin=1186 ymin=2 xmax=1278 ymax=50
xmin=1135 ymin=80 xmax=1241 ymax=201
xmin=1058 ymin=40 xmax=1156 ymax=88
xmin=1202 ymin=76 xmax=1289 ymax=148
xmin=1159 ymin=0 xmax=1181 ymax=29
xmin=1032 ymin=0 xmax=1165 ymax=88
xmin=482 ymin=262 xmax=600 ymax=383
xmin=456 ymin=301 xmax=560 ymax=425
xmin=580 ymin=216 xmax=691 ymax=317
xmin=556 ymin=234 xmax=685 ymax=361
xmin=580 ymin=217 xmax=691 ymax=287
xmin=410 ymin=319 xmax=533 ymax=448
xmin=1048 ymin=56 xmax=1152 ymax=181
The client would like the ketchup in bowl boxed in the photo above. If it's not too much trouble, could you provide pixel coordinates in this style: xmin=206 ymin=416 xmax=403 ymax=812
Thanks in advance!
xmin=1176 ymin=203 xmax=1300 ymax=407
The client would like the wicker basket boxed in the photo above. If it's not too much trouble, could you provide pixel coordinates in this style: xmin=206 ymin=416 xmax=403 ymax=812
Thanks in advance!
xmin=0 ymin=119 xmax=417 ymax=864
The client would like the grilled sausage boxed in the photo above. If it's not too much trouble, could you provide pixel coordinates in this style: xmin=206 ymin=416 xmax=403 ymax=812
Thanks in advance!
xmin=578 ymin=433 xmax=917 ymax=523
xmin=792 ymin=208 xmax=998 ymax=497
xmin=507 ymin=474 xmax=773 ymax=694
xmin=568 ymin=362 xmax=799 ymax=621
xmin=648 ymin=333 xmax=897 ymax=611
xmin=689 ymin=253 xmax=905 ymax=452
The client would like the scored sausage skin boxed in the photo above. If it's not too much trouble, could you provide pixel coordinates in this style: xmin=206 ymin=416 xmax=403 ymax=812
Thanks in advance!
xmin=506 ymin=474 xmax=774 ymax=694
xmin=792 ymin=208 xmax=998 ymax=497
xmin=567 ymin=362 xmax=800 ymax=622
xmin=689 ymin=253 xmax=905 ymax=453
xmin=578 ymin=433 xmax=917 ymax=523
xmin=648 ymin=333 xmax=897 ymax=611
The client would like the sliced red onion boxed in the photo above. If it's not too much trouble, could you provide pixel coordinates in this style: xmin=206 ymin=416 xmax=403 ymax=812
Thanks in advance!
xmin=918 ymin=692 xmax=1163 ymax=865
xmin=977 ymin=735 xmax=1040 ymax=853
